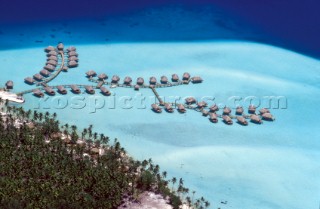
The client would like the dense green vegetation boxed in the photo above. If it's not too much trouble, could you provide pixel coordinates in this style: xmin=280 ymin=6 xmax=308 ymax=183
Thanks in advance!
xmin=0 ymin=99 xmax=210 ymax=209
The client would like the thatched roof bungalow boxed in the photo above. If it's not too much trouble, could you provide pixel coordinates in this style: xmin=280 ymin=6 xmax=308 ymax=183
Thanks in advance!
xmin=259 ymin=108 xmax=270 ymax=115
xmin=44 ymin=86 xmax=55 ymax=95
xmin=172 ymin=74 xmax=179 ymax=82
xmin=24 ymin=77 xmax=35 ymax=84
xmin=191 ymin=76 xmax=203 ymax=83
xmin=100 ymin=86 xmax=111 ymax=96
xmin=237 ymin=116 xmax=248 ymax=125
xmin=164 ymin=103 xmax=174 ymax=113
xmin=160 ymin=76 xmax=168 ymax=84
xmin=182 ymin=72 xmax=190 ymax=80
xmin=85 ymin=86 xmax=95 ymax=94
xmin=86 ymin=70 xmax=97 ymax=77
xmin=57 ymin=42 xmax=64 ymax=51
xmin=5 ymin=80 xmax=13 ymax=89
xmin=197 ymin=101 xmax=207 ymax=108
xmin=67 ymin=46 xmax=76 ymax=52
xmin=223 ymin=107 xmax=231 ymax=115
xmin=68 ymin=51 xmax=78 ymax=57
xmin=149 ymin=76 xmax=157 ymax=85
xmin=68 ymin=61 xmax=78 ymax=68
xmin=185 ymin=97 xmax=196 ymax=104
xmin=137 ymin=77 xmax=144 ymax=85
xmin=32 ymin=89 xmax=44 ymax=97
xmin=47 ymin=55 xmax=58 ymax=61
xmin=111 ymin=75 xmax=120 ymax=83
xmin=68 ymin=56 xmax=78 ymax=62
xmin=123 ymin=76 xmax=132 ymax=85
xmin=40 ymin=69 xmax=51 ymax=77
xmin=236 ymin=106 xmax=244 ymax=115
xmin=44 ymin=64 xmax=55 ymax=71
xmin=70 ymin=85 xmax=81 ymax=94
xmin=248 ymin=105 xmax=256 ymax=114
xmin=46 ymin=59 xmax=57 ymax=67
xmin=250 ymin=114 xmax=262 ymax=124
xmin=177 ymin=104 xmax=186 ymax=113
xmin=151 ymin=104 xmax=162 ymax=113
xmin=261 ymin=113 xmax=274 ymax=121
xmin=33 ymin=74 xmax=43 ymax=81
xmin=44 ymin=46 xmax=55 ymax=52
xmin=209 ymin=113 xmax=218 ymax=123
xmin=98 ymin=73 xmax=108 ymax=80
xmin=209 ymin=104 xmax=219 ymax=112
xmin=62 ymin=66 xmax=69 ymax=72
xmin=134 ymin=85 xmax=140 ymax=91
xmin=223 ymin=115 xmax=233 ymax=125
xmin=57 ymin=85 xmax=67 ymax=94
xmin=47 ymin=51 xmax=58 ymax=56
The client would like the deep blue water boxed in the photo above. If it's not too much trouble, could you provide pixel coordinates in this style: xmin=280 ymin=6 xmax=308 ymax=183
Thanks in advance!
xmin=0 ymin=0 xmax=320 ymax=57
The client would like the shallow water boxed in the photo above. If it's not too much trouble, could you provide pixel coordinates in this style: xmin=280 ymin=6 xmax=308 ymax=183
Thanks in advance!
xmin=1 ymin=6 xmax=320 ymax=209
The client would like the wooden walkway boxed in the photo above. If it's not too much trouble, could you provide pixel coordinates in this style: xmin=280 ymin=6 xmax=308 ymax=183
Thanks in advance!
xmin=36 ymin=51 xmax=65 ymax=86
xmin=17 ymin=84 xmax=96 ymax=95
xmin=150 ymin=87 xmax=164 ymax=105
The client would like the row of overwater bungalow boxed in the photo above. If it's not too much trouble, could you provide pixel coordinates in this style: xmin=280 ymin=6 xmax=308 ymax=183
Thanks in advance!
xmin=86 ymin=70 xmax=203 ymax=90
xmin=151 ymin=101 xmax=274 ymax=125
xmin=32 ymin=85 xmax=112 ymax=97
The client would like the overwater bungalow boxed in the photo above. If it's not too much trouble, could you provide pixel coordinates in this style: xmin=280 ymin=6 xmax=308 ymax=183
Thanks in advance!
xmin=151 ymin=104 xmax=162 ymax=113
xmin=85 ymin=86 xmax=95 ymax=94
xmin=70 ymin=85 xmax=81 ymax=94
xmin=177 ymin=104 xmax=186 ymax=113
xmin=57 ymin=42 xmax=64 ymax=51
xmin=223 ymin=107 xmax=231 ymax=115
xmin=44 ymin=86 xmax=55 ymax=95
xmin=197 ymin=101 xmax=208 ymax=108
xmin=250 ymin=114 xmax=262 ymax=124
xmin=248 ymin=105 xmax=256 ymax=114
xmin=67 ymin=46 xmax=76 ymax=52
xmin=62 ymin=66 xmax=69 ymax=72
xmin=100 ymin=86 xmax=111 ymax=96
xmin=123 ymin=76 xmax=132 ymax=85
xmin=44 ymin=46 xmax=55 ymax=52
xmin=44 ymin=64 xmax=55 ymax=71
xmin=185 ymin=97 xmax=196 ymax=104
xmin=236 ymin=106 xmax=244 ymax=115
xmin=5 ymin=80 xmax=13 ymax=89
xmin=164 ymin=103 xmax=174 ymax=113
xmin=46 ymin=59 xmax=57 ymax=67
xmin=68 ymin=56 xmax=78 ymax=62
xmin=33 ymin=73 xmax=43 ymax=81
xmin=202 ymin=110 xmax=209 ymax=116
xmin=182 ymin=72 xmax=191 ymax=80
xmin=98 ymin=73 xmax=108 ymax=80
xmin=149 ymin=76 xmax=157 ymax=85
xmin=237 ymin=116 xmax=248 ymax=125
xmin=209 ymin=104 xmax=219 ymax=112
xmin=47 ymin=51 xmax=58 ymax=56
xmin=86 ymin=70 xmax=97 ymax=77
xmin=24 ymin=77 xmax=35 ymax=84
xmin=40 ymin=69 xmax=51 ymax=77
xmin=223 ymin=115 xmax=233 ymax=125
xmin=261 ymin=113 xmax=275 ymax=121
xmin=111 ymin=75 xmax=120 ymax=83
xmin=161 ymin=76 xmax=168 ymax=84
xmin=191 ymin=76 xmax=203 ymax=83
xmin=68 ymin=51 xmax=78 ymax=57
xmin=33 ymin=89 xmax=44 ymax=97
xmin=47 ymin=56 xmax=58 ymax=62
xmin=134 ymin=85 xmax=140 ymax=91
xmin=68 ymin=61 xmax=78 ymax=68
xmin=259 ymin=108 xmax=270 ymax=115
xmin=172 ymin=74 xmax=179 ymax=82
xmin=209 ymin=113 xmax=218 ymax=123
xmin=57 ymin=85 xmax=67 ymax=94
xmin=137 ymin=77 xmax=144 ymax=85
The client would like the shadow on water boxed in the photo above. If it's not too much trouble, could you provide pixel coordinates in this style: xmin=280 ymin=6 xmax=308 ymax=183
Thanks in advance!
xmin=0 ymin=1 xmax=319 ymax=59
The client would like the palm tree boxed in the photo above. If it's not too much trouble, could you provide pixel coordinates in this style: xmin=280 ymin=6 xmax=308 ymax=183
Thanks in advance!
xmin=172 ymin=177 xmax=177 ymax=191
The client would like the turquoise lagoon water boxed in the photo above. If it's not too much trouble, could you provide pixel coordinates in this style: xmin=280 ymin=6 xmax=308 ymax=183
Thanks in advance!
xmin=1 ymin=6 xmax=320 ymax=209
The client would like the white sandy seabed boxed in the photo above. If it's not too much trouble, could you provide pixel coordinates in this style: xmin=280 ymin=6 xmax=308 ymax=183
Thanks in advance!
xmin=1 ymin=41 xmax=320 ymax=209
